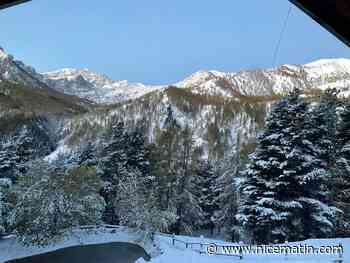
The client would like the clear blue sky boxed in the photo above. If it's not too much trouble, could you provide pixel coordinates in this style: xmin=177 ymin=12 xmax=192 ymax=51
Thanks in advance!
xmin=1 ymin=0 xmax=350 ymax=85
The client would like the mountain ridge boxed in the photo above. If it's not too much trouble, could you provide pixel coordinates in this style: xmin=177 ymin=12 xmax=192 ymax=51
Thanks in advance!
xmin=42 ymin=68 xmax=164 ymax=104
xmin=2 ymin=47 xmax=350 ymax=105
xmin=0 ymin=48 xmax=92 ymax=120
xmin=1 ymin=47 xmax=349 ymax=165
xmin=43 ymin=58 xmax=350 ymax=104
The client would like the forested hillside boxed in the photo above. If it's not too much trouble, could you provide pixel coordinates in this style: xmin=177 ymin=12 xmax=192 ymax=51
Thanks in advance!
xmin=0 ymin=48 xmax=349 ymax=247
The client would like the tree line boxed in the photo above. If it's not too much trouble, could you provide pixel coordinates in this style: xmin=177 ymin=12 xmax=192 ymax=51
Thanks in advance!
xmin=0 ymin=89 xmax=349 ymax=246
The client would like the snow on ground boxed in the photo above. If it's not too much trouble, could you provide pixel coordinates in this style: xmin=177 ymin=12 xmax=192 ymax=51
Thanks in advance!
xmin=1 ymin=228 xmax=349 ymax=263
xmin=137 ymin=234 xmax=350 ymax=263
xmin=0 ymin=226 xmax=158 ymax=263
xmin=44 ymin=139 xmax=72 ymax=162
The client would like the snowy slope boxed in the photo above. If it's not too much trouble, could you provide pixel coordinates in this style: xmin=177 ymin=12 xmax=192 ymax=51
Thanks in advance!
xmin=42 ymin=68 xmax=164 ymax=104
xmin=63 ymin=87 xmax=268 ymax=161
xmin=305 ymin=58 xmax=350 ymax=80
xmin=176 ymin=58 xmax=350 ymax=98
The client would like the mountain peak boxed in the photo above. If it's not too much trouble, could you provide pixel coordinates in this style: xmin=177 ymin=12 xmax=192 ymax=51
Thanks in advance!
xmin=305 ymin=58 xmax=350 ymax=67
xmin=303 ymin=58 xmax=350 ymax=79
xmin=176 ymin=70 xmax=223 ymax=89
xmin=0 ymin=47 xmax=9 ymax=60
xmin=42 ymin=68 xmax=163 ymax=104
xmin=173 ymin=58 xmax=350 ymax=98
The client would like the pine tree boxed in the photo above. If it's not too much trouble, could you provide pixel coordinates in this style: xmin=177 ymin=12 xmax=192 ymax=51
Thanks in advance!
xmin=297 ymin=89 xmax=339 ymax=239
xmin=0 ymin=123 xmax=53 ymax=181
xmin=237 ymin=92 xmax=303 ymax=243
xmin=213 ymin=134 xmax=243 ymax=241
xmin=173 ymin=125 xmax=204 ymax=234
xmin=332 ymin=100 xmax=350 ymax=236
xmin=77 ymin=140 xmax=98 ymax=167
xmin=98 ymin=121 xmax=129 ymax=225
xmin=237 ymin=90 xmax=338 ymax=244
xmin=0 ymin=178 xmax=11 ymax=236
xmin=305 ymin=89 xmax=338 ymax=167
xmin=336 ymin=100 xmax=350 ymax=148
xmin=154 ymin=105 xmax=181 ymax=211
xmin=197 ymin=160 xmax=219 ymax=236
xmin=0 ymin=142 xmax=19 ymax=181
xmin=13 ymin=127 xmax=35 ymax=168
xmin=125 ymin=125 xmax=152 ymax=187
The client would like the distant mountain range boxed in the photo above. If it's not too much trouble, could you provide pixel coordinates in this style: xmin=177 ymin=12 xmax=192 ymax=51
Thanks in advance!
xmin=1 ymin=46 xmax=350 ymax=162
xmin=2 ymin=47 xmax=350 ymax=105
xmin=42 ymin=58 xmax=350 ymax=103
xmin=176 ymin=59 xmax=350 ymax=98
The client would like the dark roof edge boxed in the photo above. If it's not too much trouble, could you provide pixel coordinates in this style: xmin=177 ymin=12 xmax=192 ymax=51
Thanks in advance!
xmin=0 ymin=0 xmax=31 ymax=10
xmin=289 ymin=0 xmax=350 ymax=47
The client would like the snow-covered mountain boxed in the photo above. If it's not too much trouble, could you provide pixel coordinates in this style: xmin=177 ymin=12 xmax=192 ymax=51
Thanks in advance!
xmin=41 ymin=58 xmax=350 ymax=105
xmin=0 ymin=47 xmax=47 ymax=89
xmin=2 ymin=46 xmax=350 ymax=105
xmin=2 ymin=46 xmax=350 ymax=162
xmin=176 ymin=58 xmax=350 ymax=98
xmin=54 ymin=58 xmax=350 ymax=161
xmin=42 ymin=68 xmax=164 ymax=104
xmin=0 ymin=49 xmax=91 ymax=118
xmin=0 ymin=47 xmax=163 ymax=105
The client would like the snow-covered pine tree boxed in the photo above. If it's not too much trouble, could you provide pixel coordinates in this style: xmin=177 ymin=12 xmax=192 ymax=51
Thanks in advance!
xmin=297 ymin=89 xmax=339 ymax=239
xmin=153 ymin=105 xmax=181 ymax=211
xmin=10 ymin=161 xmax=105 ymax=246
xmin=0 ymin=178 xmax=11 ymax=236
xmin=238 ymin=89 xmax=339 ymax=244
xmin=332 ymin=100 xmax=350 ymax=236
xmin=0 ymin=142 xmax=19 ymax=181
xmin=336 ymin=99 xmax=350 ymax=148
xmin=237 ymin=92 xmax=302 ymax=243
xmin=197 ymin=159 xmax=219 ymax=236
xmin=173 ymin=125 xmax=204 ymax=234
xmin=306 ymin=89 xmax=338 ymax=167
xmin=0 ymin=123 xmax=53 ymax=181
xmin=125 ymin=124 xmax=152 ymax=188
xmin=98 ymin=121 xmax=129 ymax=224
xmin=13 ymin=127 xmax=34 ymax=170
xmin=77 ymin=140 xmax=98 ymax=167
